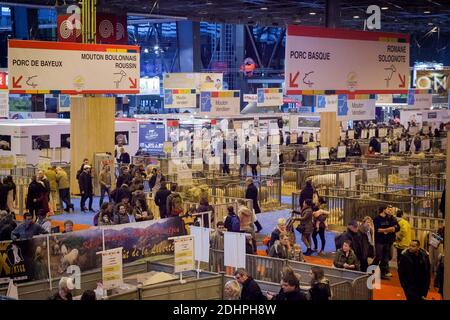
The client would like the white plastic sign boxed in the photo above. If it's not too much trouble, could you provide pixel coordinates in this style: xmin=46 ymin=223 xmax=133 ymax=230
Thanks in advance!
xmin=399 ymin=140 xmax=406 ymax=152
xmin=422 ymin=139 xmax=430 ymax=151
xmin=398 ymin=166 xmax=409 ymax=181
xmin=174 ymin=236 xmax=195 ymax=273
xmin=380 ymin=142 xmax=389 ymax=154
xmin=224 ymin=232 xmax=246 ymax=269
xmin=337 ymin=146 xmax=346 ymax=158
xmin=367 ymin=169 xmax=379 ymax=184
xmin=348 ymin=130 xmax=355 ymax=140
xmin=101 ymin=247 xmax=123 ymax=290
xmin=319 ymin=147 xmax=329 ymax=160
xmin=190 ymin=226 xmax=210 ymax=263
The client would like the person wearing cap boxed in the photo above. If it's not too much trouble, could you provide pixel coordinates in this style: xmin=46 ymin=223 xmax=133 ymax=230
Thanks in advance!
xmin=50 ymin=277 xmax=74 ymax=300
xmin=337 ymin=220 xmax=370 ymax=272
xmin=78 ymin=165 xmax=94 ymax=212
xmin=394 ymin=209 xmax=412 ymax=268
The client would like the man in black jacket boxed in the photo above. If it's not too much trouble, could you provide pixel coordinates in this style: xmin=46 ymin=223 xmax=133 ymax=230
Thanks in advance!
xmin=398 ymin=240 xmax=431 ymax=301
xmin=116 ymin=166 xmax=133 ymax=189
xmin=339 ymin=220 xmax=369 ymax=272
xmin=79 ymin=165 xmax=94 ymax=212
xmin=234 ymin=269 xmax=266 ymax=301
xmin=372 ymin=206 xmax=400 ymax=279
xmin=245 ymin=177 xmax=262 ymax=232
xmin=155 ymin=184 xmax=171 ymax=219
xmin=267 ymin=273 xmax=307 ymax=301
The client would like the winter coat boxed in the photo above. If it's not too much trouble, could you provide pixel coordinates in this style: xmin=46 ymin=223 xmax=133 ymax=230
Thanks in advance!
xmin=269 ymin=228 xmax=282 ymax=248
xmin=394 ymin=218 xmax=412 ymax=250
xmin=113 ymin=212 xmax=131 ymax=225
xmin=224 ymin=213 xmax=240 ymax=232
xmin=298 ymin=185 xmax=314 ymax=207
xmin=119 ymin=152 xmax=131 ymax=164
xmin=45 ymin=169 xmax=58 ymax=191
xmin=166 ymin=192 xmax=183 ymax=216
xmin=398 ymin=248 xmax=431 ymax=300
xmin=114 ymin=186 xmax=132 ymax=203
xmin=240 ymin=277 xmax=266 ymax=301
xmin=116 ymin=173 xmax=132 ymax=189
xmin=210 ymin=230 xmax=224 ymax=250
xmin=298 ymin=206 xmax=314 ymax=235
xmin=309 ymin=279 xmax=331 ymax=301
xmin=56 ymin=170 xmax=70 ymax=190
xmin=268 ymin=240 xmax=290 ymax=259
xmin=339 ymin=229 xmax=368 ymax=264
xmin=238 ymin=205 xmax=254 ymax=232
xmin=78 ymin=171 xmax=93 ymax=195
xmin=155 ymin=187 xmax=171 ymax=218
xmin=273 ymin=288 xmax=307 ymax=301
xmin=333 ymin=249 xmax=360 ymax=271
xmin=36 ymin=217 xmax=52 ymax=233
xmin=0 ymin=215 xmax=17 ymax=241
xmin=245 ymin=183 xmax=261 ymax=214
xmin=26 ymin=180 xmax=47 ymax=210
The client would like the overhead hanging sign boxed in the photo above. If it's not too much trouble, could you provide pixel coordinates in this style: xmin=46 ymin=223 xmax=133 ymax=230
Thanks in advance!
xmin=415 ymin=69 xmax=450 ymax=96
xmin=285 ymin=25 xmax=410 ymax=94
xmin=164 ymin=89 xmax=197 ymax=108
xmin=376 ymin=94 xmax=393 ymax=104
xmin=8 ymin=40 xmax=140 ymax=94
xmin=316 ymin=94 xmax=338 ymax=113
xmin=257 ymin=88 xmax=283 ymax=107
xmin=200 ymin=90 xmax=240 ymax=116
xmin=243 ymin=94 xmax=258 ymax=103
xmin=338 ymin=98 xmax=376 ymax=121
xmin=413 ymin=93 xmax=432 ymax=110
xmin=163 ymin=73 xmax=223 ymax=91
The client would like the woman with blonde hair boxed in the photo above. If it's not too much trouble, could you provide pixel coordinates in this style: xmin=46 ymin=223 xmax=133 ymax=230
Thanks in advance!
xmin=223 ymin=280 xmax=241 ymax=300
xmin=360 ymin=216 xmax=375 ymax=268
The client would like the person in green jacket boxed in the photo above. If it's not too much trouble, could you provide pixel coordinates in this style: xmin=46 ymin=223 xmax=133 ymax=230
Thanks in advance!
xmin=333 ymin=240 xmax=360 ymax=271
xmin=394 ymin=210 xmax=412 ymax=267
xmin=56 ymin=167 xmax=73 ymax=212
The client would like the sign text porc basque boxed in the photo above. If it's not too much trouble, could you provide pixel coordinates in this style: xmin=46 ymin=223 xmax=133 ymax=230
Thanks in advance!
xmin=8 ymin=40 xmax=140 ymax=94
xmin=285 ymin=26 xmax=410 ymax=94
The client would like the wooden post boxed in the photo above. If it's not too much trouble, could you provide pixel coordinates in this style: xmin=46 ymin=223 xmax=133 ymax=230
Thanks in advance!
xmin=320 ymin=111 xmax=340 ymax=148
xmin=70 ymin=96 xmax=115 ymax=195
xmin=444 ymin=137 xmax=450 ymax=300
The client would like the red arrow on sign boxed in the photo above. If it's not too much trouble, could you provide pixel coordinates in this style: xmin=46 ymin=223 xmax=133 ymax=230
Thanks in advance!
xmin=129 ymin=77 xmax=137 ymax=89
xmin=289 ymin=72 xmax=300 ymax=88
xmin=12 ymin=76 xmax=23 ymax=88
xmin=398 ymin=74 xmax=406 ymax=88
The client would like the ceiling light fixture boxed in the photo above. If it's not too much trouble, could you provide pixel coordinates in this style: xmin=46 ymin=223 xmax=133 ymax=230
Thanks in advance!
xmin=261 ymin=7 xmax=268 ymax=10
xmin=309 ymin=12 xmax=316 ymax=15
xmin=353 ymin=15 xmax=360 ymax=19
xmin=144 ymin=48 xmax=149 ymax=53
xmin=381 ymin=7 xmax=389 ymax=10
xmin=424 ymin=11 xmax=431 ymax=14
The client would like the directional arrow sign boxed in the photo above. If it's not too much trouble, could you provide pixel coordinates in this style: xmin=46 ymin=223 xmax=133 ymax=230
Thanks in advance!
xmin=129 ymin=77 xmax=137 ymax=89
xmin=289 ymin=72 xmax=299 ymax=88
xmin=398 ymin=74 xmax=406 ymax=88
xmin=12 ymin=76 xmax=23 ymax=88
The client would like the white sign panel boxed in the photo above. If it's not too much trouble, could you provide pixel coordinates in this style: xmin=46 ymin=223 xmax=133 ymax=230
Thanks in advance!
xmin=257 ymin=88 xmax=283 ymax=107
xmin=243 ymin=94 xmax=258 ymax=103
xmin=174 ymin=235 xmax=195 ymax=273
xmin=361 ymin=129 xmax=369 ymax=139
xmin=0 ymin=90 xmax=8 ymax=117
xmin=422 ymin=139 xmax=430 ymax=151
xmin=316 ymin=95 xmax=338 ymax=112
xmin=224 ymin=232 xmax=246 ymax=269
xmin=378 ymin=128 xmax=387 ymax=138
xmin=308 ymin=148 xmax=317 ymax=161
xmin=413 ymin=94 xmax=432 ymax=110
xmin=285 ymin=26 xmax=410 ymax=94
xmin=8 ymin=40 xmax=140 ymax=94
xmin=367 ymin=169 xmax=379 ymax=184
xmin=377 ymin=94 xmax=393 ymax=104
xmin=393 ymin=128 xmax=403 ymax=137
xmin=164 ymin=89 xmax=197 ymax=108
xmin=369 ymin=128 xmax=376 ymax=138
xmin=380 ymin=142 xmax=389 ymax=154
xmin=200 ymin=91 xmax=240 ymax=116
xmin=319 ymin=147 xmax=329 ymax=160
xmin=190 ymin=226 xmax=210 ymax=263
xmin=101 ymin=247 xmax=123 ymax=290
xmin=399 ymin=140 xmax=406 ymax=152
xmin=164 ymin=73 xmax=223 ymax=91
xmin=398 ymin=166 xmax=409 ymax=181
xmin=348 ymin=130 xmax=355 ymax=140
xmin=15 ymin=154 xmax=27 ymax=168
xmin=338 ymin=99 xmax=376 ymax=121
xmin=337 ymin=146 xmax=346 ymax=158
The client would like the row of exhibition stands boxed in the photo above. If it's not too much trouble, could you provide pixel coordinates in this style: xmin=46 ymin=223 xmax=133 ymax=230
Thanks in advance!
xmin=0 ymin=217 xmax=371 ymax=300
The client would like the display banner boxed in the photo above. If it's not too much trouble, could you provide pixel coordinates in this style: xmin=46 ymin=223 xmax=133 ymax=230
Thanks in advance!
xmin=164 ymin=89 xmax=197 ymax=108
xmin=367 ymin=169 xmax=379 ymax=184
xmin=243 ymin=94 xmax=257 ymax=103
xmin=415 ymin=69 xmax=450 ymax=96
xmin=8 ymin=40 xmax=140 ymax=94
xmin=190 ymin=226 xmax=210 ymax=264
xmin=200 ymin=91 xmax=240 ymax=116
xmin=138 ymin=122 xmax=165 ymax=155
xmin=316 ymin=95 xmax=338 ymax=112
xmin=101 ymin=247 xmax=123 ymax=290
xmin=285 ymin=25 xmax=410 ymax=94
xmin=224 ymin=232 xmax=246 ymax=269
xmin=163 ymin=73 xmax=223 ymax=91
xmin=380 ymin=142 xmax=389 ymax=154
xmin=0 ymin=89 xmax=8 ymax=117
xmin=104 ymin=218 xmax=186 ymax=264
xmin=398 ymin=166 xmax=409 ymax=181
xmin=378 ymin=128 xmax=387 ymax=138
xmin=337 ymin=146 xmax=346 ymax=158
xmin=319 ymin=147 xmax=329 ymax=160
xmin=338 ymin=99 xmax=376 ymax=121
xmin=0 ymin=236 xmax=49 ymax=284
xmin=422 ymin=139 xmax=430 ymax=151
xmin=399 ymin=140 xmax=406 ymax=152
xmin=348 ymin=130 xmax=355 ymax=140
xmin=173 ymin=236 xmax=195 ymax=273
xmin=257 ymin=88 xmax=283 ymax=107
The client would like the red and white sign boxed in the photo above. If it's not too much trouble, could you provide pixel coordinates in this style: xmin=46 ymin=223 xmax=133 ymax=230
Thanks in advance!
xmin=96 ymin=14 xmax=128 ymax=45
xmin=285 ymin=25 xmax=410 ymax=95
xmin=8 ymin=40 xmax=140 ymax=94
xmin=57 ymin=14 xmax=82 ymax=43
xmin=0 ymin=72 xmax=7 ymax=90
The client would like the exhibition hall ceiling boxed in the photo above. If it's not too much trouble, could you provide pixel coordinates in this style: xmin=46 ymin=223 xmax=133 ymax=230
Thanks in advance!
xmin=4 ymin=0 xmax=450 ymax=33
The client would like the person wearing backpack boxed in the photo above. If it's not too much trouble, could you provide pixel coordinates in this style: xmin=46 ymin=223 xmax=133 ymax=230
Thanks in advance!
xmin=224 ymin=206 xmax=240 ymax=232
xmin=166 ymin=183 xmax=183 ymax=217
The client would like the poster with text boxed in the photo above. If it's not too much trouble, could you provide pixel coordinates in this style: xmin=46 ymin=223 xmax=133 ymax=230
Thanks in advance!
xmin=138 ymin=122 xmax=165 ymax=155
xmin=285 ymin=26 xmax=410 ymax=94
xmin=200 ymin=91 xmax=240 ymax=116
